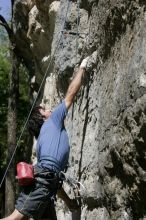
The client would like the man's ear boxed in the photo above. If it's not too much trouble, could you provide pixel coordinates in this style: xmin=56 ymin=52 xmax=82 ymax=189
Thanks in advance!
xmin=39 ymin=108 xmax=45 ymax=115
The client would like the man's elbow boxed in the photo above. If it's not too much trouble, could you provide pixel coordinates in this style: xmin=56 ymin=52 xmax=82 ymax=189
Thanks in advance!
xmin=64 ymin=98 xmax=72 ymax=110
xmin=65 ymin=94 xmax=74 ymax=110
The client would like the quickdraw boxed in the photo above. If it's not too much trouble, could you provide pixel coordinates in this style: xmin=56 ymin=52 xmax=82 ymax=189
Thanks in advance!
xmin=61 ymin=171 xmax=86 ymax=198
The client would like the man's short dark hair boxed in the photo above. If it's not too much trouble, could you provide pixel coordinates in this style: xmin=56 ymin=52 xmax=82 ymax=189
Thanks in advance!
xmin=28 ymin=106 xmax=44 ymax=139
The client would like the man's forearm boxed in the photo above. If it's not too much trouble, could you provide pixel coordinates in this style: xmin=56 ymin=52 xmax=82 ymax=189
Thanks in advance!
xmin=65 ymin=67 xmax=86 ymax=109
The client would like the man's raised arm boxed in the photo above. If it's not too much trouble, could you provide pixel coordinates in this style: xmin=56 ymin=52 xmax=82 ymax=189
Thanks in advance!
xmin=65 ymin=57 xmax=89 ymax=109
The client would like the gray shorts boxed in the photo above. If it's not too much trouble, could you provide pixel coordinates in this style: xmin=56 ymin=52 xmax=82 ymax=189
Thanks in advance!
xmin=15 ymin=182 xmax=57 ymax=220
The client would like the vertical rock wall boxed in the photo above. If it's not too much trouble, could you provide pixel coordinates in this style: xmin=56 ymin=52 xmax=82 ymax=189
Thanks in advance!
xmin=13 ymin=0 xmax=146 ymax=219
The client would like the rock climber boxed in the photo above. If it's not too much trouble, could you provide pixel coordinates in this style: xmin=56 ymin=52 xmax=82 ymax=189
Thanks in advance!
xmin=0 ymin=56 xmax=92 ymax=220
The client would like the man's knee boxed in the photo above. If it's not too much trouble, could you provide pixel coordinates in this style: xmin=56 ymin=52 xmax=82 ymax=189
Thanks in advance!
xmin=1 ymin=209 xmax=27 ymax=220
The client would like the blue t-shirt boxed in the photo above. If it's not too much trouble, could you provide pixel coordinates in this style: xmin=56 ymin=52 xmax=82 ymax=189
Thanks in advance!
xmin=36 ymin=100 xmax=70 ymax=172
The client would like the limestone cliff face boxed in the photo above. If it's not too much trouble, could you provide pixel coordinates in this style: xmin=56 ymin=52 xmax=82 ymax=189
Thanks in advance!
xmin=13 ymin=0 xmax=146 ymax=219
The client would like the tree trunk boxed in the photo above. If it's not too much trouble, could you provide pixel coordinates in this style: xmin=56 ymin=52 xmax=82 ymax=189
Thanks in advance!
xmin=5 ymin=46 xmax=19 ymax=215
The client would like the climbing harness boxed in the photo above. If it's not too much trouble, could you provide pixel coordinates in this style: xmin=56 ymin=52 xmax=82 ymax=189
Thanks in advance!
xmin=34 ymin=165 xmax=64 ymax=191
xmin=61 ymin=171 xmax=86 ymax=192
xmin=0 ymin=0 xmax=71 ymax=189
xmin=60 ymin=171 xmax=86 ymax=205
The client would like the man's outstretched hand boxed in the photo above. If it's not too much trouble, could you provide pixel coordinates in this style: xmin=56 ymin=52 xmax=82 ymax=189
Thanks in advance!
xmin=80 ymin=51 xmax=97 ymax=71
xmin=80 ymin=56 xmax=90 ymax=69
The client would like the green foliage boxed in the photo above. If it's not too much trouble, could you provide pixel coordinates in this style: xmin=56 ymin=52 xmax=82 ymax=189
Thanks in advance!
xmin=17 ymin=65 xmax=30 ymax=163
xmin=0 ymin=41 xmax=30 ymax=169
xmin=0 ymin=45 xmax=10 ymax=168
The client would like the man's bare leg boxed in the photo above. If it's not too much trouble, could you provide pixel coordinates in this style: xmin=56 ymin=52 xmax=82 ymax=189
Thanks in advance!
xmin=0 ymin=209 xmax=27 ymax=220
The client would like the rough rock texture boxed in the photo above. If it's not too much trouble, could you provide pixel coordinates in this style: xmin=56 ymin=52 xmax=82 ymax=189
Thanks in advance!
xmin=13 ymin=0 xmax=146 ymax=219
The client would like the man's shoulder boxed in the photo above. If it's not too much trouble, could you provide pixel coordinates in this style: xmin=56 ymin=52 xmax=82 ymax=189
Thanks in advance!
xmin=53 ymin=100 xmax=67 ymax=113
